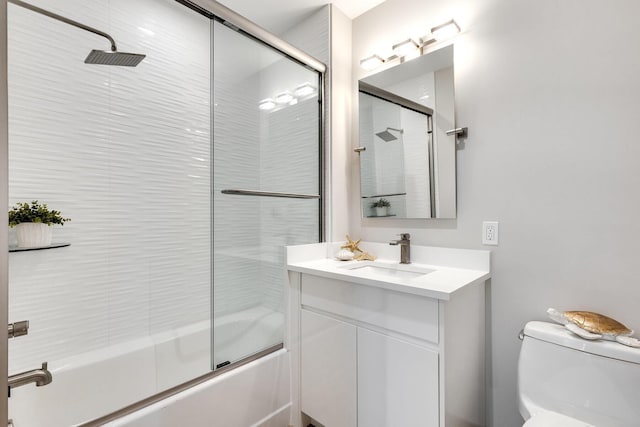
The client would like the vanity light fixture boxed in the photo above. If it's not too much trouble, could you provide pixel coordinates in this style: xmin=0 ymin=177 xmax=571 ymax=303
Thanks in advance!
xmin=359 ymin=19 xmax=460 ymax=70
xmin=260 ymin=82 xmax=319 ymax=111
xmin=275 ymin=91 xmax=294 ymax=104
xmin=360 ymin=54 xmax=385 ymax=71
xmin=430 ymin=19 xmax=461 ymax=41
xmin=294 ymin=82 xmax=316 ymax=97
xmin=392 ymin=38 xmax=420 ymax=57
xmin=258 ymin=98 xmax=276 ymax=110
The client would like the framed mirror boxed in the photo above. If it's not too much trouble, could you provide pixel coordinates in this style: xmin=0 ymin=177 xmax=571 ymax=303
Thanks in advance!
xmin=358 ymin=45 xmax=456 ymax=219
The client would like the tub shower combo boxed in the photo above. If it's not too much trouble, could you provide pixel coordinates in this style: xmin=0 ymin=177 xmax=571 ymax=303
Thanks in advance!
xmin=6 ymin=0 xmax=324 ymax=425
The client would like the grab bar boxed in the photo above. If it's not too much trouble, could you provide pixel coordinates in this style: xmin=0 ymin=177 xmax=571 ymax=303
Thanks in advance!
xmin=221 ymin=189 xmax=320 ymax=199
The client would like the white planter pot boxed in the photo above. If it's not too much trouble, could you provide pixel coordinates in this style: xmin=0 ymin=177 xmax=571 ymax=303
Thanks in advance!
xmin=375 ymin=206 xmax=388 ymax=217
xmin=15 ymin=223 xmax=53 ymax=248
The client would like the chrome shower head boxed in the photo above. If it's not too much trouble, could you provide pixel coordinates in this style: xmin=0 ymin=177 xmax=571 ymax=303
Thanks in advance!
xmin=10 ymin=0 xmax=146 ymax=67
xmin=85 ymin=50 xmax=146 ymax=67
xmin=375 ymin=127 xmax=404 ymax=142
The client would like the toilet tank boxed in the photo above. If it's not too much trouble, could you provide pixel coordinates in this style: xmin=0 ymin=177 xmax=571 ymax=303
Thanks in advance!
xmin=518 ymin=321 xmax=640 ymax=427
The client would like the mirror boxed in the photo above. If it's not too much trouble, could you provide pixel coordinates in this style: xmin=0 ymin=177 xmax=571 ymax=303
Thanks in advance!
xmin=358 ymin=45 xmax=456 ymax=219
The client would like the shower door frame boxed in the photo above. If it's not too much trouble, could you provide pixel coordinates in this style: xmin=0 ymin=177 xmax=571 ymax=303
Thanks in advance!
xmin=1 ymin=0 xmax=9 ymax=424
xmin=0 ymin=0 xmax=326 ymax=424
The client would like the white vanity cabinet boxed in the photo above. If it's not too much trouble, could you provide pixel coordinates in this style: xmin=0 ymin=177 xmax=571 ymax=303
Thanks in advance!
xmin=301 ymin=309 xmax=357 ymax=427
xmin=290 ymin=271 xmax=486 ymax=427
xmin=357 ymin=327 xmax=439 ymax=427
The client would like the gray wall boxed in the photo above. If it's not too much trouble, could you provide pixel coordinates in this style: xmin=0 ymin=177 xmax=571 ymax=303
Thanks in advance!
xmin=351 ymin=0 xmax=640 ymax=425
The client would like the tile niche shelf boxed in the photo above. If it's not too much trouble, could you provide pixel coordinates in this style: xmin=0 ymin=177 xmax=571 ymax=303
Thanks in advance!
xmin=9 ymin=243 xmax=71 ymax=253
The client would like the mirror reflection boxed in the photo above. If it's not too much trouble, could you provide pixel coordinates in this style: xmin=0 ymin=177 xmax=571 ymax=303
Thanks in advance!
xmin=358 ymin=45 xmax=456 ymax=219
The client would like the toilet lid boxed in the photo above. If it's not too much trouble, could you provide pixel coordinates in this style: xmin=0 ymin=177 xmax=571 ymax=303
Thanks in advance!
xmin=523 ymin=410 xmax=595 ymax=427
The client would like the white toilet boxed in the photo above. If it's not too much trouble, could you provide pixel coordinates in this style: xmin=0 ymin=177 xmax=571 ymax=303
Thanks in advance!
xmin=517 ymin=320 xmax=640 ymax=427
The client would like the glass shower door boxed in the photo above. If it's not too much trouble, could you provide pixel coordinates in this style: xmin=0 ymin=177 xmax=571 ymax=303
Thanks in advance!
xmin=212 ymin=20 xmax=321 ymax=368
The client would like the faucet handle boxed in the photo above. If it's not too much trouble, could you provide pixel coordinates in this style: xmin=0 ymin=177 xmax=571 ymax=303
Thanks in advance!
xmin=398 ymin=233 xmax=410 ymax=240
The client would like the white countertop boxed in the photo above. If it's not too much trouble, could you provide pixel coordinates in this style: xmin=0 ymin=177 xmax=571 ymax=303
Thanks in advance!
xmin=287 ymin=242 xmax=491 ymax=300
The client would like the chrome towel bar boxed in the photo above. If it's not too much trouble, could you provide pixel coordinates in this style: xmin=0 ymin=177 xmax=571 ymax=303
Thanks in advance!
xmin=361 ymin=193 xmax=407 ymax=199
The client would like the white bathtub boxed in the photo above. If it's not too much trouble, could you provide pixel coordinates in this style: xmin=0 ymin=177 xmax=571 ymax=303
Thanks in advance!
xmin=8 ymin=307 xmax=288 ymax=427
xmin=107 ymin=349 xmax=291 ymax=427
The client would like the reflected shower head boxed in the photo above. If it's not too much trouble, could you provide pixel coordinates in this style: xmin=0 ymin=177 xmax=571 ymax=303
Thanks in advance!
xmin=85 ymin=50 xmax=146 ymax=67
xmin=10 ymin=0 xmax=146 ymax=67
xmin=375 ymin=127 xmax=404 ymax=142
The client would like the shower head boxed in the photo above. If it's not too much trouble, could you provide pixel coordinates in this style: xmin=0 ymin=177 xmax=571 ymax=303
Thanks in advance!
xmin=85 ymin=50 xmax=146 ymax=67
xmin=10 ymin=0 xmax=146 ymax=67
xmin=375 ymin=127 xmax=404 ymax=142
xmin=376 ymin=130 xmax=398 ymax=142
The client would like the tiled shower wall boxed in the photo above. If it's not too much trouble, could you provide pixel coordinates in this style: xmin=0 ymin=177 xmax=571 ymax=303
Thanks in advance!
xmin=8 ymin=0 xmax=211 ymax=372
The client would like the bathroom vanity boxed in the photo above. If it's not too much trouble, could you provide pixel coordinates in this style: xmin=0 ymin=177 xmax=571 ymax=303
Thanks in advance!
xmin=286 ymin=242 xmax=490 ymax=427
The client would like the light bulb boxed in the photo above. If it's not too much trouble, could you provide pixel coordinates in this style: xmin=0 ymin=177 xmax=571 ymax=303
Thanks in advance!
xmin=294 ymin=82 xmax=316 ymax=97
xmin=392 ymin=39 xmax=419 ymax=57
xmin=275 ymin=91 xmax=294 ymax=104
xmin=259 ymin=98 xmax=276 ymax=110
xmin=360 ymin=54 xmax=384 ymax=70
xmin=430 ymin=19 xmax=460 ymax=41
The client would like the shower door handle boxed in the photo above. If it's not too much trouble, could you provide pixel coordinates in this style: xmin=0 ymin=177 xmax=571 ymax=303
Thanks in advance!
xmin=221 ymin=189 xmax=320 ymax=199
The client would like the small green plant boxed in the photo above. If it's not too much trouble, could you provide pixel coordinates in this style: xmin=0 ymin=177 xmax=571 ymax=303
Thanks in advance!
xmin=371 ymin=198 xmax=391 ymax=208
xmin=8 ymin=200 xmax=70 ymax=228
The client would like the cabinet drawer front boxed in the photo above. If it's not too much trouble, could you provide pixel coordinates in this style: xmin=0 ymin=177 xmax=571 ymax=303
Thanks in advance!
xmin=301 ymin=274 xmax=439 ymax=343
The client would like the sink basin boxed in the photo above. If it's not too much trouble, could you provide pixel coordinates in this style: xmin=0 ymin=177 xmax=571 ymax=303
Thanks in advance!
xmin=338 ymin=262 xmax=435 ymax=281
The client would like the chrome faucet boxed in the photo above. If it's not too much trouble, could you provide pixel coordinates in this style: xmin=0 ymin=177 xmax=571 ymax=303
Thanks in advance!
xmin=9 ymin=362 xmax=53 ymax=390
xmin=389 ymin=233 xmax=411 ymax=264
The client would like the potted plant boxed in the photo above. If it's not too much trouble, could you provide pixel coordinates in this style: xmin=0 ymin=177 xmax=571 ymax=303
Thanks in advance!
xmin=371 ymin=198 xmax=391 ymax=216
xmin=8 ymin=200 xmax=70 ymax=248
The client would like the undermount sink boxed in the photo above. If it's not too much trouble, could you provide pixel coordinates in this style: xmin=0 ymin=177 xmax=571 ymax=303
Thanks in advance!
xmin=338 ymin=262 xmax=435 ymax=281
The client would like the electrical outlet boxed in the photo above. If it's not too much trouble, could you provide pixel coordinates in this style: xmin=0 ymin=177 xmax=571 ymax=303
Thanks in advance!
xmin=482 ymin=221 xmax=499 ymax=245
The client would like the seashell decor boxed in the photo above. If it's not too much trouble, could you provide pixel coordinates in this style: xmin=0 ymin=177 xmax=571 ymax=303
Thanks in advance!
xmin=335 ymin=249 xmax=355 ymax=261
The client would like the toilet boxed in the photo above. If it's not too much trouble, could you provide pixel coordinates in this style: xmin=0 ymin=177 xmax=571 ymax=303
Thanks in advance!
xmin=517 ymin=320 xmax=640 ymax=427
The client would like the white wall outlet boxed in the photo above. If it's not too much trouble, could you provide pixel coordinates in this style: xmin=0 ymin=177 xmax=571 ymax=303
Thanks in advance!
xmin=482 ymin=221 xmax=499 ymax=245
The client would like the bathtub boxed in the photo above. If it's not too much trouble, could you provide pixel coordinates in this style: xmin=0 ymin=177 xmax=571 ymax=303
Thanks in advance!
xmin=8 ymin=307 xmax=289 ymax=427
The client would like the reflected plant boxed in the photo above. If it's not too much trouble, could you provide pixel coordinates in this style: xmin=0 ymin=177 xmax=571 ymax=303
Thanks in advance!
xmin=371 ymin=198 xmax=391 ymax=208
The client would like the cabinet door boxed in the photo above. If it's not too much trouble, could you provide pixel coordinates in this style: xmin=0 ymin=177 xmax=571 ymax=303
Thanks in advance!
xmin=358 ymin=328 xmax=439 ymax=427
xmin=301 ymin=309 xmax=357 ymax=427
